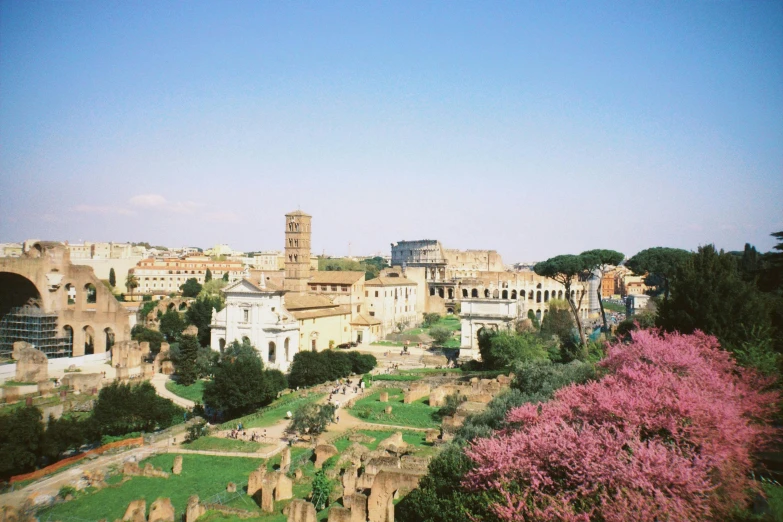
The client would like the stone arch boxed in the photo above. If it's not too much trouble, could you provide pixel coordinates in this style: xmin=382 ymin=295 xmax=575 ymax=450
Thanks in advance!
xmin=178 ymin=302 xmax=188 ymax=311
xmin=502 ymin=290 xmax=508 ymax=299
xmin=528 ymin=290 xmax=534 ymax=300
xmin=471 ymin=288 xmax=478 ymax=298
xmin=429 ymin=287 xmax=435 ymax=296
xmin=83 ymin=325 xmax=95 ymax=355
xmin=544 ymin=290 xmax=549 ymax=302
xmin=558 ymin=290 xmax=563 ymax=299
xmin=536 ymin=291 xmax=542 ymax=303
xmin=104 ymin=327 xmax=115 ymax=351
xmin=167 ymin=302 xmax=177 ymax=311
xmin=268 ymin=341 xmax=276 ymax=363
xmin=62 ymin=324 xmax=74 ymax=341
xmin=446 ymin=307 xmax=454 ymax=314
xmin=462 ymin=288 xmax=468 ymax=298
xmin=64 ymin=283 xmax=76 ymax=306
xmin=484 ymin=289 xmax=490 ymax=298
xmin=438 ymin=288 xmax=444 ymax=298
xmin=492 ymin=289 xmax=499 ymax=299
xmin=0 ymin=272 xmax=42 ymax=320
xmin=536 ymin=309 xmax=542 ymax=321
xmin=537 ymin=283 xmax=542 ymax=289
xmin=84 ymin=283 xmax=97 ymax=304
xmin=284 ymin=338 xmax=290 ymax=361
xmin=447 ymin=288 xmax=453 ymax=299
xmin=511 ymin=290 xmax=517 ymax=299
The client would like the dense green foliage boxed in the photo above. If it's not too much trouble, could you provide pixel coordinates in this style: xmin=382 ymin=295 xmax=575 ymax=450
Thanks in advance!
xmin=288 ymin=403 xmax=337 ymax=436
xmin=202 ymin=340 xmax=286 ymax=419
xmin=158 ymin=309 xmax=185 ymax=343
xmin=477 ymin=330 xmax=549 ymax=370
xmin=130 ymin=325 xmax=164 ymax=355
xmin=174 ymin=334 xmax=200 ymax=385
xmin=429 ymin=325 xmax=452 ymax=345
xmin=287 ymin=350 xmax=376 ymax=388
xmin=184 ymin=295 xmax=223 ymax=347
xmin=626 ymin=246 xmax=691 ymax=299
xmin=311 ymin=469 xmax=332 ymax=510
xmin=109 ymin=268 xmax=116 ymax=288
xmin=423 ymin=313 xmax=441 ymax=327
xmin=91 ymin=382 xmax=184 ymax=436
xmin=180 ymin=277 xmax=202 ymax=298
xmin=539 ymin=299 xmax=575 ymax=348
xmin=0 ymin=406 xmax=44 ymax=480
xmin=204 ymin=268 xmax=212 ymax=282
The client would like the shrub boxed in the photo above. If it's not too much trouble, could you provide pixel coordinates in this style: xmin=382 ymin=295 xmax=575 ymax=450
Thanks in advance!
xmin=423 ymin=313 xmax=441 ymax=327
xmin=464 ymin=330 xmax=779 ymax=521
xmin=288 ymin=350 xmax=376 ymax=388
xmin=58 ymin=485 xmax=77 ymax=498
xmin=429 ymin=326 xmax=452 ymax=346
xmin=311 ymin=469 xmax=332 ymax=511
xmin=288 ymin=403 xmax=336 ymax=436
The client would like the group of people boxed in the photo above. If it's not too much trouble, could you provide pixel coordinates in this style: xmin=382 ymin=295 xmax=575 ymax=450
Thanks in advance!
xmin=226 ymin=424 xmax=268 ymax=443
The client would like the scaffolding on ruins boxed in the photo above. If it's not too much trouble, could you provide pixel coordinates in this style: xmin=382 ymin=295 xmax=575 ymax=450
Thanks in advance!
xmin=0 ymin=304 xmax=73 ymax=359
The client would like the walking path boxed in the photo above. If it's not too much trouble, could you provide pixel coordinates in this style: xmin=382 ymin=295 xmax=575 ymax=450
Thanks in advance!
xmin=151 ymin=373 xmax=195 ymax=409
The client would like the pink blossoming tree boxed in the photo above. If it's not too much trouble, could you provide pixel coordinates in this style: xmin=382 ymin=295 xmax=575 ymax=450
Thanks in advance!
xmin=464 ymin=330 xmax=778 ymax=521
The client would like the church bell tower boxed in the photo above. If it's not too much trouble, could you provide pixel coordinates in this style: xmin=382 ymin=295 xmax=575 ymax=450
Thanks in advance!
xmin=284 ymin=210 xmax=312 ymax=293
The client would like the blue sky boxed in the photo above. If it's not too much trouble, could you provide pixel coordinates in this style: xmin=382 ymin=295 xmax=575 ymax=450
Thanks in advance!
xmin=1 ymin=1 xmax=781 ymax=262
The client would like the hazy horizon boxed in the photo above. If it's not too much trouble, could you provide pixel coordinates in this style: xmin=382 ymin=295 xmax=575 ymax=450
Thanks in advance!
xmin=2 ymin=2 xmax=781 ymax=263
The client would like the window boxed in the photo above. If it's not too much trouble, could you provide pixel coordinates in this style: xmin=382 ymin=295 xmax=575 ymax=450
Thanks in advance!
xmin=331 ymin=285 xmax=337 ymax=291
xmin=369 ymin=311 xmax=375 ymax=316
xmin=375 ymin=291 xmax=379 ymax=297
xmin=243 ymin=309 xmax=249 ymax=322
xmin=341 ymin=286 xmax=348 ymax=292
xmin=321 ymin=285 xmax=327 ymax=291
xmin=365 ymin=291 xmax=368 ymax=297
xmin=357 ymin=305 xmax=361 ymax=313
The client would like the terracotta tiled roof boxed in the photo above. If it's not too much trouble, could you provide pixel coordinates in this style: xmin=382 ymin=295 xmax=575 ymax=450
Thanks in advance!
xmin=289 ymin=304 xmax=351 ymax=320
xmin=364 ymin=276 xmax=417 ymax=287
xmin=285 ymin=294 xmax=335 ymax=310
xmin=308 ymin=271 xmax=365 ymax=285
xmin=350 ymin=313 xmax=382 ymax=326
xmin=224 ymin=278 xmax=283 ymax=293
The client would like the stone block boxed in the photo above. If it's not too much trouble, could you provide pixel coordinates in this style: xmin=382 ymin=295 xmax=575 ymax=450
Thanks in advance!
xmin=403 ymin=383 xmax=430 ymax=404
xmin=3 ymin=387 xmax=19 ymax=403
xmin=182 ymin=325 xmax=198 ymax=337
xmin=226 ymin=482 xmax=236 ymax=493
xmin=342 ymin=465 xmax=358 ymax=497
xmin=148 ymin=498 xmax=175 ymax=522
xmin=348 ymin=493 xmax=367 ymax=522
xmin=172 ymin=455 xmax=182 ymax=475
xmin=185 ymin=495 xmax=206 ymax=522
xmin=276 ymin=473 xmax=293 ymax=501
xmin=425 ymin=429 xmax=439 ymax=443
xmin=60 ymin=373 xmax=102 ymax=393
xmin=38 ymin=380 xmax=54 ymax=396
xmin=294 ymin=468 xmax=303 ymax=479
xmin=379 ymin=392 xmax=388 ymax=402
xmin=122 ymin=499 xmax=146 ymax=522
xmin=368 ymin=471 xmax=421 ymax=522
xmin=247 ymin=467 xmax=266 ymax=497
xmin=384 ymin=406 xmax=392 ymax=414
xmin=280 ymin=446 xmax=291 ymax=473
xmin=377 ymin=432 xmax=405 ymax=453
xmin=13 ymin=341 xmax=48 ymax=383
xmin=327 ymin=506 xmax=352 ymax=522
xmin=314 ymin=444 xmax=339 ymax=469
xmin=286 ymin=499 xmax=317 ymax=522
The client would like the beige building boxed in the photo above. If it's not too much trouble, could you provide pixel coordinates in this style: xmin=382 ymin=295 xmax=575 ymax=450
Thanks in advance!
xmin=0 ymin=243 xmax=23 ymax=258
xmin=285 ymin=294 xmax=352 ymax=351
xmin=307 ymin=271 xmax=366 ymax=314
xmin=364 ymin=274 xmax=419 ymax=337
xmin=131 ymin=256 xmax=245 ymax=295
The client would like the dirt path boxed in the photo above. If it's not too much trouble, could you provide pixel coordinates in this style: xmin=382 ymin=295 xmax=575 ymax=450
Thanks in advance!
xmin=151 ymin=374 xmax=195 ymax=409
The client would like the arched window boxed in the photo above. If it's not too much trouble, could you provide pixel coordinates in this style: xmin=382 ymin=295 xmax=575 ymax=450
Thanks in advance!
xmin=84 ymin=283 xmax=97 ymax=304
xmin=471 ymin=289 xmax=478 ymax=298
xmin=484 ymin=289 xmax=490 ymax=298
xmin=528 ymin=290 xmax=534 ymax=300
xmin=104 ymin=328 xmax=115 ymax=351
xmin=284 ymin=338 xmax=290 ymax=361
xmin=536 ymin=309 xmax=542 ymax=321
xmin=536 ymin=291 xmax=542 ymax=303
xmin=438 ymin=288 xmax=444 ymax=298
xmin=462 ymin=288 xmax=468 ymax=298
xmin=493 ymin=289 xmax=499 ymax=298
xmin=65 ymin=283 xmax=76 ymax=306
xmin=558 ymin=290 xmax=563 ymax=299
xmin=544 ymin=290 xmax=549 ymax=302
xmin=502 ymin=290 xmax=508 ymax=299
xmin=511 ymin=290 xmax=517 ymax=299
xmin=268 ymin=342 xmax=276 ymax=363
xmin=430 ymin=287 xmax=435 ymax=296
xmin=83 ymin=325 xmax=95 ymax=355
xmin=448 ymin=288 xmax=454 ymax=299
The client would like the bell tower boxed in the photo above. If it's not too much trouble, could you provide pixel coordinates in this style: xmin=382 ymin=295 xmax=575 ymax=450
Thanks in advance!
xmin=284 ymin=210 xmax=312 ymax=293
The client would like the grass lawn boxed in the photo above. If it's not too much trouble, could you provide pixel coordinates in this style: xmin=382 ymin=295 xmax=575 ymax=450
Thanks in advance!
xmin=349 ymin=388 xmax=440 ymax=429
xmin=165 ymin=379 xmax=206 ymax=403
xmin=371 ymin=340 xmax=404 ymax=347
xmin=184 ymin=436 xmax=268 ymax=453
xmin=219 ymin=392 xmax=325 ymax=430
xmin=601 ymin=301 xmax=625 ymax=313
xmin=370 ymin=374 xmax=424 ymax=382
xmin=38 ymin=454 xmax=265 ymax=521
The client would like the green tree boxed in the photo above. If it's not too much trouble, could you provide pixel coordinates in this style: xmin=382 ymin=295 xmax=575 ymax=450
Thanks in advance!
xmin=580 ymin=249 xmax=624 ymax=333
xmin=131 ymin=325 xmax=165 ymax=355
xmin=478 ymin=331 xmax=549 ymax=369
xmin=202 ymin=341 xmax=282 ymax=419
xmin=159 ymin=309 xmax=185 ymax=343
xmin=222 ymin=272 xmax=229 ymax=282
xmin=626 ymin=247 xmax=691 ymax=301
xmin=180 ymin=278 xmax=202 ymax=298
xmin=186 ymin=295 xmax=223 ymax=347
xmin=429 ymin=326 xmax=452 ymax=346
xmin=175 ymin=334 xmax=200 ymax=386
xmin=91 ymin=382 xmax=183 ymax=436
xmin=534 ymin=254 xmax=593 ymax=353
xmin=41 ymin=415 xmax=88 ymax=462
xmin=125 ymin=273 xmax=139 ymax=299
xmin=0 ymin=406 xmax=44 ymax=480
xmin=527 ymin=309 xmax=540 ymax=329
xmin=423 ymin=313 xmax=441 ymax=327
xmin=311 ymin=469 xmax=333 ymax=511
xmin=288 ymin=403 xmax=337 ymax=436
xmin=540 ymin=298 xmax=576 ymax=349
xmin=657 ymin=244 xmax=775 ymax=354
xmin=109 ymin=267 xmax=116 ymax=288
xmin=204 ymin=268 xmax=212 ymax=283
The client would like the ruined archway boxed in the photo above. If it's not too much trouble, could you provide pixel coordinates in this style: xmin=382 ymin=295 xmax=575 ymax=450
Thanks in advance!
xmin=536 ymin=291 xmax=542 ymax=303
xmin=484 ymin=289 xmax=490 ymax=298
xmin=462 ymin=288 xmax=468 ymax=298
xmin=83 ymin=325 xmax=95 ymax=355
xmin=104 ymin=327 xmax=115 ymax=351
xmin=84 ymin=283 xmax=97 ymax=304
xmin=0 ymin=272 xmax=42 ymax=320
xmin=471 ymin=288 xmax=478 ymax=298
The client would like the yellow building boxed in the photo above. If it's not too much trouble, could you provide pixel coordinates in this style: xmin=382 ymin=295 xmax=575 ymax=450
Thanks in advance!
xmin=285 ymin=294 xmax=352 ymax=351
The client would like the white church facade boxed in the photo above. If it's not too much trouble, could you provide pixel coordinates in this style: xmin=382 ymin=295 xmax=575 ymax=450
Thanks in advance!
xmin=210 ymin=276 xmax=300 ymax=372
